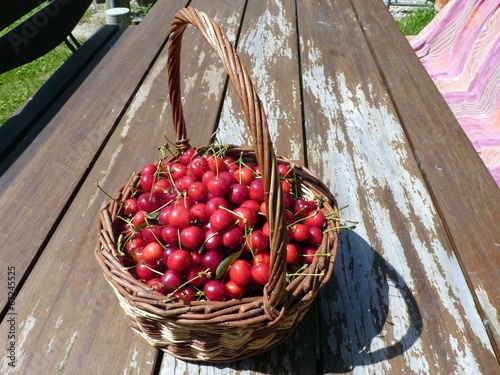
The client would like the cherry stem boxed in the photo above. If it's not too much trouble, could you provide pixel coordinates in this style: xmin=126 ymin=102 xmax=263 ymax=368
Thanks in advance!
xmin=162 ymin=270 xmax=210 ymax=302
xmin=323 ymin=224 xmax=356 ymax=232
xmin=95 ymin=180 xmax=121 ymax=205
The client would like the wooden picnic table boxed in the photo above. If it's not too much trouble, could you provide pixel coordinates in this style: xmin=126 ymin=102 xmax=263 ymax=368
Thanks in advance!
xmin=1 ymin=0 xmax=499 ymax=373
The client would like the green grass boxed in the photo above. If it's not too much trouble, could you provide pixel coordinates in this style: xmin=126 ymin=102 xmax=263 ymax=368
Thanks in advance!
xmin=396 ymin=6 xmax=437 ymax=36
xmin=0 ymin=46 xmax=73 ymax=125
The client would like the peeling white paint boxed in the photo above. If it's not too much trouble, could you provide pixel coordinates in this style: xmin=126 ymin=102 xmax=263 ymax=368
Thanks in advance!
xmin=127 ymin=347 xmax=139 ymax=374
xmin=218 ymin=0 xmax=301 ymax=161
xmin=58 ymin=330 xmax=79 ymax=372
xmin=219 ymin=95 xmax=246 ymax=146
xmin=46 ymin=338 xmax=55 ymax=353
xmin=301 ymin=38 xmax=494 ymax=371
xmin=476 ymin=285 xmax=500 ymax=340
xmin=448 ymin=334 xmax=482 ymax=375
xmin=183 ymin=72 xmax=199 ymax=95
xmin=55 ymin=315 xmax=64 ymax=329
xmin=87 ymin=143 xmax=124 ymax=210
xmin=12 ymin=315 xmax=37 ymax=371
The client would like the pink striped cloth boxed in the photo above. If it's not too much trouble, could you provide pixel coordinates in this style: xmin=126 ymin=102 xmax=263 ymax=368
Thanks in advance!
xmin=409 ymin=0 xmax=500 ymax=187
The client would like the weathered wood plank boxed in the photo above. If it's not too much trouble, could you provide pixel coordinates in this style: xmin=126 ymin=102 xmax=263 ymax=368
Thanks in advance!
xmin=349 ymin=0 xmax=500 ymax=356
xmin=158 ymin=1 xmax=318 ymax=373
xmin=0 ymin=0 xmax=187 ymax=311
xmin=0 ymin=1 xmax=255 ymax=374
xmin=0 ymin=1 xmax=189 ymax=374
xmin=297 ymin=0 xmax=498 ymax=373
xmin=216 ymin=0 xmax=305 ymax=163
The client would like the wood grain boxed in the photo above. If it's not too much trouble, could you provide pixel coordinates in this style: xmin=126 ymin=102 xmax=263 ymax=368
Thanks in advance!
xmin=217 ymin=0 xmax=305 ymax=163
xmin=1 ymin=0 xmax=498 ymax=374
xmin=349 ymin=0 xmax=500 ymax=357
xmin=0 ymin=1 xmax=188 ymax=373
xmin=0 ymin=0 xmax=187 ymax=310
xmin=297 ymin=0 xmax=498 ymax=373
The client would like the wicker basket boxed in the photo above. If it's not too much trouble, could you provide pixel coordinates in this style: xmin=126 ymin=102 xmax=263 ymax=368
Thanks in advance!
xmin=95 ymin=6 xmax=340 ymax=362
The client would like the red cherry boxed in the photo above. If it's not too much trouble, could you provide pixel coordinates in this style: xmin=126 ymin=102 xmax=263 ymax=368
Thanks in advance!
xmin=141 ymin=163 xmax=157 ymax=176
xmin=137 ymin=193 xmax=161 ymax=212
xmin=209 ymin=208 xmax=235 ymax=231
xmin=245 ymin=229 xmax=269 ymax=254
xmin=225 ymin=280 xmax=246 ymax=299
xmin=167 ymin=249 xmax=193 ymax=273
xmin=203 ymin=229 xmax=223 ymax=251
xmin=146 ymin=278 xmax=168 ymax=294
xmin=251 ymin=263 xmax=270 ymax=285
xmin=228 ymin=183 xmax=250 ymax=205
xmin=135 ymin=261 xmax=159 ymax=281
xmin=219 ymin=171 xmax=235 ymax=185
xmin=185 ymin=265 xmax=210 ymax=287
xmin=229 ymin=259 xmax=252 ymax=286
xmin=180 ymin=226 xmax=204 ymax=250
xmin=161 ymin=226 xmax=180 ymax=246
xmin=306 ymin=226 xmax=323 ymax=246
xmin=204 ymin=280 xmax=227 ymax=301
xmin=179 ymin=148 xmax=196 ymax=166
xmin=172 ymin=285 xmax=197 ymax=301
xmin=201 ymin=250 xmax=225 ymax=273
xmin=188 ymin=156 xmax=209 ymax=178
xmin=226 ymin=280 xmax=246 ymax=299
xmin=240 ymin=199 xmax=260 ymax=213
xmin=173 ymin=195 xmax=193 ymax=209
xmin=125 ymin=238 xmax=146 ymax=259
xmin=160 ymin=269 xmax=184 ymax=292
xmin=132 ymin=210 xmax=147 ymax=227
xmin=152 ymin=179 xmax=172 ymax=197
xmin=205 ymin=197 xmax=229 ymax=216
xmin=201 ymin=170 xmax=216 ymax=185
xmin=124 ymin=198 xmax=139 ymax=216
xmin=142 ymin=242 xmax=164 ymax=262
xmin=142 ymin=225 xmax=163 ymax=244
xmin=291 ymin=223 xmax=310 ymax=242
xmin=169 ymin=163 xmax=187 ymax=180
xmin=191 ymin=250 xmax=203 ymax=266
xmin=233 ymin=206 xmax=256 ymax=230
xmin=278 ymin=163 xmax=292 ymax=178
xmin=233 ymin=166 xmax=254 ymax=186
xmin=302 ymin=246 xmax=317 ymax=264
xmin=207 ymin=177 xmax=230 ymax=197
xmin=190 ymin=203 xmax=209 ymax=223
xmin=207 ymin=155 xmax=226 ymax=173
xmin=158 ymin=206 xmax=173 ymax=225
xmin=252 ymin=250 xmax=271 ymax=266
xmin=249 ymin=179 xmax=265 ymax=202
xmin=161 ymin=246 xmax=178 ymax=266
xmin=294 ymin=198 xmax=313 ymax=218
xmin=304 ymin=210 xmax=325 ymax=228
xmin=177 ymin=175 xmax=197 ymax=192
xmin=187 ymin=182 xmax=207 ymax=202
xmin=168 ymin=206 xmax=191 ymax=229
xmin=286 ymin=243 xmax=300 ymax=264
xmin=222 ymin=226 xmax=245 ymax=251
xmin=281 ymin=180 xmax=291 ymax=194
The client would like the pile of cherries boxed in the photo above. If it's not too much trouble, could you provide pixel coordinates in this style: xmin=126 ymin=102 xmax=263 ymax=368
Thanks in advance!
xmin=117 ymin=147 xmax=327 ymax=302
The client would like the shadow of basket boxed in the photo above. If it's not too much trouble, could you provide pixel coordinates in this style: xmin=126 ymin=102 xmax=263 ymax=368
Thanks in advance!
xmin=318 ymin=229 xmax=423 ymax=373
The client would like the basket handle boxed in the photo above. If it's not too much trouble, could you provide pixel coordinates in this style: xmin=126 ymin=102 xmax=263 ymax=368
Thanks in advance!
xmin=167 ymin=7 xmax=287 ymax=320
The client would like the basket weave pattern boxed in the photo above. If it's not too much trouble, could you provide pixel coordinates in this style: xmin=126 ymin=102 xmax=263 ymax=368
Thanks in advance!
xmin=95 ymin=6 xmax=340 ymax=362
